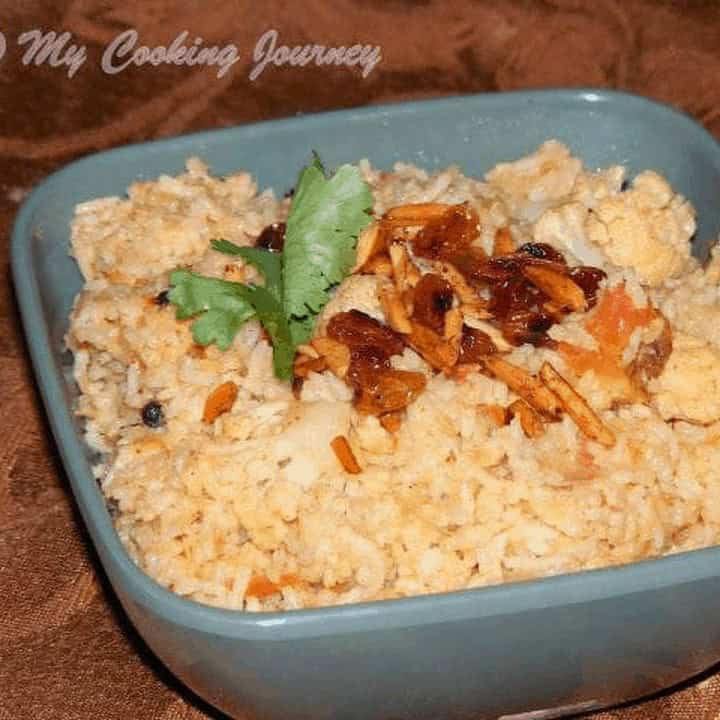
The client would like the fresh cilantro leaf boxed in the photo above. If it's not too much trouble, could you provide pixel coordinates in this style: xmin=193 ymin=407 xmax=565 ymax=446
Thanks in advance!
xmin=168 ymin=268 xmax=293 ymax=378
xmin=168 ymin=269 xmax=255 ymax=350
xmin=282 ymin=156 xmax=373 ymax=338
xmin=288 ymin=314 xmax=315 ymax=347
xmin=242 ymin=285 xmax=295 ymax=380
xmin=211 ymin=239 xmax=283 ymax=302
xmin=168 ymin=153 xmax=374 ymax=382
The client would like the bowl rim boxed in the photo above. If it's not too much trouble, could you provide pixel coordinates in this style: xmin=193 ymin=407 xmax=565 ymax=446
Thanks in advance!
xmin=11 ymin=87 xmax=720 ymax=640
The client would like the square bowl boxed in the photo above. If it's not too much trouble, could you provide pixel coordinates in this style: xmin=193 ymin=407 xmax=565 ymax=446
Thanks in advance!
xmin=12 ymin=89 xmax=720 ymax=720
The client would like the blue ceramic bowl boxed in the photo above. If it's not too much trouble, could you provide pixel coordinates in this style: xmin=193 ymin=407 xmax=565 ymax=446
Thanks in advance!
xmin=12 ymin=90 xmax=720 ymax=720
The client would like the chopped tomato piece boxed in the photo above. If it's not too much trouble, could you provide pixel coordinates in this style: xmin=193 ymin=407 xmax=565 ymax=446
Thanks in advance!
xmin=585 ymin=285 xmax=654 ymax=356
xmin=246 ymin=573 xmax=301 ymax=599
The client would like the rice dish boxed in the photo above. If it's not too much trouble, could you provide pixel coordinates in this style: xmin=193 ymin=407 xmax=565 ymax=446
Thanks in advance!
xmin=66 ymin=142 xmax=720 ymax=612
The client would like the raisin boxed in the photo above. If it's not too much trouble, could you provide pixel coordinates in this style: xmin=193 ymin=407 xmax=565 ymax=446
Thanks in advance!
xmin=255 ymin=222 xmax=286 ymax=253
xmin=489 ymin=277 xmax=545 ymax=322
xmin=569 ymin=266 xmax=607 ymax=308
xmin=354 ymin=369 xmax=427 ymax=415
xmin=518 ymin=243 xmax=567 ymax=264
xmin=459 ymin=325 xmax=496 ymax=363
xmin=141 ymin=401 xmax=164 ymax=428
xmin=412 ymin=205 xmax=480 ymax=261
xmin=501 ymin=311 xmax=554 ymax=346
xmin=411 ymin=273 xmax=454 ymax=332
xmin=327 ymin=310 xmax=405 ymax=356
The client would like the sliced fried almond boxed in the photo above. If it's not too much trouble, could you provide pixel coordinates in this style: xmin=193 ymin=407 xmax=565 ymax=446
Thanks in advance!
xmin=539 ymin=362 xmax=615 ymax=447
xmin=405 ymin=257 xmax=422 ymax=287
xmin=331 ymin=435 xmax=362 ymax=474
xmin=429 ymin=260 xmax=491 ymax=317
xmin=479 ymin=403 xmax=508 ymax=427
xmin=363 ymin=253 xmax=393 ymax=277
xmin=522 ymin=265 xmax=587 ymax=312
xmin=311 ymin=336 xmax=351 ymax=379
xmin=295 ymin=343 xmax=319 ymax=359
xmin=401 ymin=286 xmax=415 ymax=317
xmin=407 ymin=321 xmax=459 ymax=371
xmin=462 ymin=315 xmax=513 ymax=352
xmin=202 ymin=381 xmax=238 ymax=424
xmin=383 ymin=202 xmax=452 ymax=226
xmin=444 ymin=307 xmax=464 ymax=343
xmin=378 ymin=284 xmax=413 ymax=334
xmin=452 ymin=362 xmax=481 ymax=382
xmin=541 ymin=299 xmax=567 ymax=320
xmin=353 ymin=224 xmax=385 ymax=272
xmin=508 ymin=399 xmax=545 ymax=438
xmin=389 ymin=243 xmax=409 ymax=292
xmin=493 ymin=227 xmax=514 ymax=257
xmin=293 ymin=354 xmax=328 ymax=379
xmin=379 ymin=411 xmax=404 ymax=433
xmin=479 ymin=356 xmax=563 ymax=419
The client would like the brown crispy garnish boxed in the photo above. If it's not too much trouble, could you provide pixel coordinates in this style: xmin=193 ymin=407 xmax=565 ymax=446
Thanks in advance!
xmin=327 ymin=310 xmax=405 ymax=357
xmin=507 ymin=399 xmax=545 ymax=438
xmin=522 ymin=265 xmax=587 ymax=312
xmin=411 ymin=204 xmax=480 ymax=261
xmin=331 ymin=435 xmax=362 ymax=474
xmin=444 ymin=307 xmax=464 ymax=344
xmin=388 ymin=243 xmax=422 ymax=292
xmin=429 ymin=260 xmax=491 ymax=317
xmin=538 ymin=362 xmax=616 ymax=447
xmin=479 ymin=403 xmax=508 ymax=427
xmin=353 ymin=224 xmax=386 ymax=272
xmin=311 ymin=337 xmax=351 ymax=379
xmin=459 ymin=325 xmax=496 ymax=363
xmin=389 ymin=243 xmax=409 ymax=292
xmin=479 ymin=356 xmax=563 ymax=420
xmin=452 ymin=363 xmax=481 ymax=382
xmin=354 ymin=369 xmax=427 ymax=415
xmin=493 ymin=227 xmax=515 ymax=256
xmin=411 ymin=273 xmax=455 ymax=333
xmin=378 ymin=284 xmax=413 ymax=334
xmin=293 ymin=354 xmax=328 ymax=379
xmin=382 ymin=202 xmax=453 ymax=226
xmin=363 ymin=253 xmax=394 ymax=277
xmin=405 ymin=256 xmax=422 ymax=286
xmin=295 ymin=343 xmax=319 ymax=359
xmin=202 ymin=381 xmax=238 ymax=423
xmin=407 ymin=321 xmax=459 ymax=371
xmin=462 ymin=317 xmax=512 ymax=352
xmin=379 ymin=411 xmax=404 ymax=433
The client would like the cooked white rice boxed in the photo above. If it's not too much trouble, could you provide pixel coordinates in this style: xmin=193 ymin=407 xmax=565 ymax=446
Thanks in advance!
xmin=66 ymin=142 xmax=720 ymax=612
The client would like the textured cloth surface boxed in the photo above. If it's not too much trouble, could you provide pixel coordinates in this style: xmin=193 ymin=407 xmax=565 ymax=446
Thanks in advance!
xmin=2 ymin=1 xmax=720 ymax=718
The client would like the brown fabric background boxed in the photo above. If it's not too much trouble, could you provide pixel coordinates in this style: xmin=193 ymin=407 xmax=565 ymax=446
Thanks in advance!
xmin=2 ymin=1 xmax=720 ymax=718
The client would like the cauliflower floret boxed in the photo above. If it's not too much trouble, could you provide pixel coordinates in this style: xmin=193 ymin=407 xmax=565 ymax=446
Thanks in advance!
xmin=585 ymin=171 xmax=695 ymax=286
xmin=533 ymin=202 xmax=606 ymax=266
xmin=485 ymin=141 xmax=582 ymax=222
xmin=315 ymin=274 xmax=389 ymax=335
xmin=653 ymin=265 xmax=720 ymax=350
xmin=571 ymin=165 xmax=626 ymax=209
xmin=649 ymin=333 xmax=720 ymax=424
